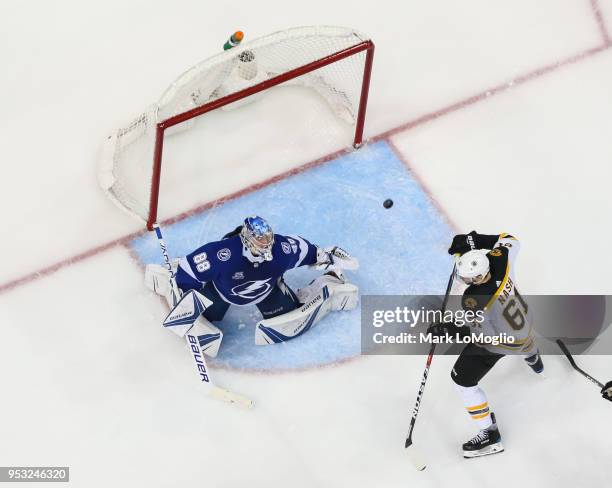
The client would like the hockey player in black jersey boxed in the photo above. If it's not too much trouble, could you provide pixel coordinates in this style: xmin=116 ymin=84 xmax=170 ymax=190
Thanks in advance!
xmin=428 ymin=231 xmax=543 ymax=458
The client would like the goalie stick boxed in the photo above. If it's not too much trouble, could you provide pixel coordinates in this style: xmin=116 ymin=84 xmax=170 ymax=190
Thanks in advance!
xmin=404 ymin=263 xmax=456 ymax=471
xmin=153 ymin=224 xmax=253 ymax=409
xmin=556 ymin=339 xmax=604 ymax=389
xmin=153 ymin=224 xmax=180 ymax=307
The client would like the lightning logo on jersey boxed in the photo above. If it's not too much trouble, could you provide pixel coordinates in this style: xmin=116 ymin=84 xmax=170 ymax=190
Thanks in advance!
xmin=231 ymin=279 xmax=273 ymax=300
xmin=175 ymin=233 xmax=318 ymax=306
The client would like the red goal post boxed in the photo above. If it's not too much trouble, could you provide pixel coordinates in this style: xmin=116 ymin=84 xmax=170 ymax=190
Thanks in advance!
xmin=99 ymin=26 xmax=375 ymax=230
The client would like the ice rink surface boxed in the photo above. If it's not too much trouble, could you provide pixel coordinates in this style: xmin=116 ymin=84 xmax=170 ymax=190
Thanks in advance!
xmin=1 ymin=1 xmax=612 ymax=486
xmin=130 ymin=141 xmax=454 ymax=370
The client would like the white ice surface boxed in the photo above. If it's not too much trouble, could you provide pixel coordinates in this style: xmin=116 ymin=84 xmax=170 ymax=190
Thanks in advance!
xmin=1 ymin=0 xmax=611 ymax=486
xmin=0 ymin=0 xmax=604 ymax=280
xmin=392 ymin=50 xmax=612 ymax=294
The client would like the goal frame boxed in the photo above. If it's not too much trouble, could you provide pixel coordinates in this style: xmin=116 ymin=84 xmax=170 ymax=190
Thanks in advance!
xmin=146 ymin=39 xmax=375 ymax=230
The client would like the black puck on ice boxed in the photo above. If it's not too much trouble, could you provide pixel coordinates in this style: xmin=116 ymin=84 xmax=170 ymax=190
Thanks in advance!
xmin=383 ymin=199 xmax=394 ymax=209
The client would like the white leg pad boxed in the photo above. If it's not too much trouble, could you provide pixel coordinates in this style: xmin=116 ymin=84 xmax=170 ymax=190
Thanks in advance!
xmin=297 ymin=273 xmax=359 ymax=312
xmin=162 ymin=289 xmax=213 ymax=337
xmin=255 ymin=274 xmax=358 ymax=345
xmin=188 ymin=316 xmax=223 ymax=358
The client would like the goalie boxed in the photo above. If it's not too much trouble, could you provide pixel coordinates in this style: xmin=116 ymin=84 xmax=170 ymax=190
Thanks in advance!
xmin=145 ymin=216 xmax=359 ymax=357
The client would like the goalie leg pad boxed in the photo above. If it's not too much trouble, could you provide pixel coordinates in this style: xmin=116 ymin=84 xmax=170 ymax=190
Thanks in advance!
xmin=162 ymin=290 xmax=213 ymax=337
xmin=255 ymin=274 xmax=358 ymax=345
xmin=255 ymin=286 xmax=332 ymax=345
xmin=188 ymin=315 xmax=223 ymax=358
xmin=297 ymin=273 xmax=359 ymax=312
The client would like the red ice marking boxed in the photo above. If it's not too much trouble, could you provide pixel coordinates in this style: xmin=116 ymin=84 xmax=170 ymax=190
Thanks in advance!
xmin=0 ymin=147 xmax=349 ymax=295
xmin=385 ymin=139 xmax=460 ymax=233
xmin=591 ymin=0 xmax=611 ymax=45
xmin=156 ymin=147 xmax=349 ymax=228
xmin=0 ymin=230 xmax=143 ymax=294
xmin=1 ymin=36 xmax=611 ymax=295
xmin=374 ymin=44 xmax=610 ymax=141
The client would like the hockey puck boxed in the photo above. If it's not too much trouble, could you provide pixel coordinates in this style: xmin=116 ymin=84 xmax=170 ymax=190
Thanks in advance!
xmin=383 ymin=199 xmax=394 ymax=209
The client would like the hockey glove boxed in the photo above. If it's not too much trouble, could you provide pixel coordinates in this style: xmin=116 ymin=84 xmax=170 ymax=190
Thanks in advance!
xmin=601 ymin=381 xmax=612 ymax=402
xmin=426 ymin=322 xmax=450 ymax=338
xmin=448 ymin=232 xmax=475 ymax=256
xmin=426 ymin=321 xmax=471 ymax=339
xmin=448 ymin=231 xmax=502 ymax=255
xmin=314 ymin=246 xmax=359 ymax=271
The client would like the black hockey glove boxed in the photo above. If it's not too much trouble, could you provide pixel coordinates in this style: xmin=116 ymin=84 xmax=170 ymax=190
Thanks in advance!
xmin=601 ymin=381 xmax=612 ymax=402
xmin=427 ymin=321 xmax=470 ymax=339
xmin=426 ymin=322 xmax=449 ymax=338
xmin=448 ymin=231 xmax=501 ymax=255
xmin=448 ymin=232 xmax=476 ymax=256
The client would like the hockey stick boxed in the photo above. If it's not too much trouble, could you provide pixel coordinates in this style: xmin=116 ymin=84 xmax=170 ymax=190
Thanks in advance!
xmin=153 ymin=224 xmax=254 ymax=409
xmin=404 ymin=264 xmax=456 ymax=471
xmin=556 ymin=339 xmax=604 ymax=389
xmin=153 ymin=224 xmax=180 ymax=307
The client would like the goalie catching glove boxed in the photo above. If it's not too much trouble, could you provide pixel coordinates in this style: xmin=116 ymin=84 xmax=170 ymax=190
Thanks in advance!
xmin=314 ymin=246 xmax=359 ymax=271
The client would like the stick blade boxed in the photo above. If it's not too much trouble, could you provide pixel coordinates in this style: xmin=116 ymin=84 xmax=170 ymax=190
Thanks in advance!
xmin=209 ymin=386 xmax=254 ymax=409
xmin=406 ymin=445 xmax=427 ymax=471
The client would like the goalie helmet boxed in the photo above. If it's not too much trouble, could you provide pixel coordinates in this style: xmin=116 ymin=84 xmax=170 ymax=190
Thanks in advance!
xmin=456 ymin=250 xmax=490 ymax=285
xmin=241 ymin=216 xmax=274 ymax=261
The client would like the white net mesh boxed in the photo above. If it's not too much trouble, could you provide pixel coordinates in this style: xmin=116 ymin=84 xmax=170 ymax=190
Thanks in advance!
xmin=99 ymin=26 xmax=371 ymax=225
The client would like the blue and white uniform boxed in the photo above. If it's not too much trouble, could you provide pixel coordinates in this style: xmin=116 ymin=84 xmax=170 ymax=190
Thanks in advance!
xmin=175 ymin=233 xmax=318 ymax=321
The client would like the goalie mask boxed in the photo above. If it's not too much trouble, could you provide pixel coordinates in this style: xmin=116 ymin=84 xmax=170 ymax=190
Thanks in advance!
xmin=456 ymin=250 xmax=490 ymax=285
xmin=241 ymin=216 xmax=274 ymax=261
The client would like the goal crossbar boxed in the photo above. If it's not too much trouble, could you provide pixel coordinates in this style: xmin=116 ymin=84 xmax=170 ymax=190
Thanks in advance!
xmin=147 ymin=40 xmax=375 ymax=230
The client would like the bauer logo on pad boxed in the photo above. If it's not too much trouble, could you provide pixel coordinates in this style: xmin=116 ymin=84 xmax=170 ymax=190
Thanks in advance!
xmin=163 ymin=290 xmax=212 ymax=336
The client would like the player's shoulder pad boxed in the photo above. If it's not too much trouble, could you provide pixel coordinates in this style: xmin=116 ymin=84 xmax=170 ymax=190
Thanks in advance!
xmin=486 ymin=246 xmax=510 ymax=281
xmin=273 ymin=233 xmax=302 ymax=255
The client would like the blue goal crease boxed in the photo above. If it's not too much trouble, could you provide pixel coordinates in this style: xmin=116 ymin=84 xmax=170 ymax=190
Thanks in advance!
xmin=129 ymin=140 xmax=454 ymax=371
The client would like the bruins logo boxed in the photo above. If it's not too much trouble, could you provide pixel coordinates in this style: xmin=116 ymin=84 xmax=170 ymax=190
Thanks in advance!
xmin=463 ymin=297 xmax=478 ymax=309
xmin=489 ymin=248 xmax=502 ymax=257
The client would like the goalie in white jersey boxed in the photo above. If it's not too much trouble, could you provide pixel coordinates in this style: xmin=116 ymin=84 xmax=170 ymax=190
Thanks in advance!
xmin=428 ymin=231 xmax=543 ymax=459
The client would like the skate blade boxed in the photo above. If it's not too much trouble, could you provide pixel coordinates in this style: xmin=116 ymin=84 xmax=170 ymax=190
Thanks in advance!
xmin=463 ymin=442 xmax=504 ymax=459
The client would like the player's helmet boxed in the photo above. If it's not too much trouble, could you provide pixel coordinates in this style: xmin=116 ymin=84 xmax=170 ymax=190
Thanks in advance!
xmin=456 ymin=250 xmax=490 ymax=285
xmin=241 ymin=216 xmax=274 ymax=261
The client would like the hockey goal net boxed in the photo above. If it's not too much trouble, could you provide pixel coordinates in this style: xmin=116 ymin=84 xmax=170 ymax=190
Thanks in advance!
xmin=99 ymin=26 xmax=374 ymax=230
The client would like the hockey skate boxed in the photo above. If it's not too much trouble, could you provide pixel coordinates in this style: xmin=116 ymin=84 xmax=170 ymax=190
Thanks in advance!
xmin=462 ymin=413 xmax=504 ymax=459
